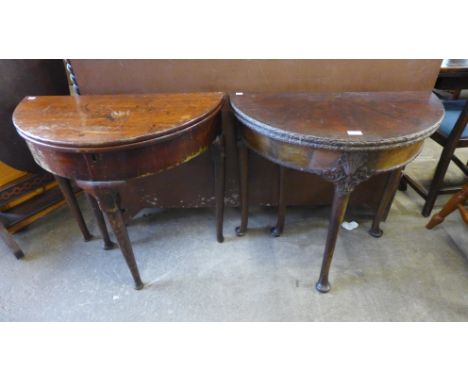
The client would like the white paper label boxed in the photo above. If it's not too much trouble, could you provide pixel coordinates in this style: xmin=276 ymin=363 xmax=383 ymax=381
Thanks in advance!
xmin=347 ymin=130 xmax=363 ymax=136
xmin=235 ymin=92 xmax=244 ymax=96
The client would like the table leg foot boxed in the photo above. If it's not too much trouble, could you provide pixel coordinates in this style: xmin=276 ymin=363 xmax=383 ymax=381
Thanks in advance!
xmin=270 ymin=226 xmax=283 ymax=237
xmin=13 ymin=249 xmax=25 ymax=259
xmin=368 ymin=227 xmax=383 ymax=238
xmin=15 ymin=251 xmax=25 ymax=259
xmin=315 ymin=280 xmax=331 ymax=293
xmin=235 ymin=226 xmax=247 ymax=237
xmin=134 ymin=281 xmax=145 ymax=290
xmin=103 ymin=242 xmax=118 ymax=250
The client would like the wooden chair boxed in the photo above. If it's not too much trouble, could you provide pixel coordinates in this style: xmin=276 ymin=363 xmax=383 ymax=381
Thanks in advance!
xmin=426 ymin=183 xmax=468 ymax=228
xmin=400 ymin=98 xmax=468 ymax=216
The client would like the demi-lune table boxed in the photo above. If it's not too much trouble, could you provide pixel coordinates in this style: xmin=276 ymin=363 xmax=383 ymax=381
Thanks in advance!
xmin=230 ymin=91 xmax=444 ymax=293
xmin=13 ymin=93 xmax=225 ymax=289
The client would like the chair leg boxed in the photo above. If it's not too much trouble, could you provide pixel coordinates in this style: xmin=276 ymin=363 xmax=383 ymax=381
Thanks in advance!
xmin=0 ymin=221 xmax=25 ymax=259
xmin=423 ymin=100 xmax=468 ymax=217
xmin=426 ymin=184 xmax=468 ymax=229
xmin=458 ymin=204 xmax=468 ymax=224
xmin=422 ymin=145 xmax=457 ymax=217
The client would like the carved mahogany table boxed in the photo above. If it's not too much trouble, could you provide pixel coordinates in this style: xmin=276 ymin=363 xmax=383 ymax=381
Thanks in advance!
xmin=231 ymin=92 xmax=444 ymax=293
xmin=13 ymin=93 xmax=225 ymax=289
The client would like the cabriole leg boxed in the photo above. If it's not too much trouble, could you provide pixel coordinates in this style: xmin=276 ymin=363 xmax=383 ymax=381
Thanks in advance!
xmin=316 ymin=186 xmax=351 ymax=293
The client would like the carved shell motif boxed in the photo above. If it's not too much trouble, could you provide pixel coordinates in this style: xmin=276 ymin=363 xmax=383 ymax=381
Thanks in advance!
xmin=319 ymin=152 xmax=374 ymax=194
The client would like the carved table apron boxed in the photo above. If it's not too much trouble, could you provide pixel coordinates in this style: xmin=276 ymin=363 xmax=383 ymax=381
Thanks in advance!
xmin=13 ymin=93 xmax=225 ymax=289
xmin=230 ymin=92 xmax=444 ymax=293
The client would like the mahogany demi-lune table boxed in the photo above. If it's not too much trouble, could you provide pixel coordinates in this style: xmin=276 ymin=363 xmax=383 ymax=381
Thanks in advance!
xmin=230 ymin=91 xmax=444 ymax=293
xmin=13 ymin=93 xmax=225 ymax=289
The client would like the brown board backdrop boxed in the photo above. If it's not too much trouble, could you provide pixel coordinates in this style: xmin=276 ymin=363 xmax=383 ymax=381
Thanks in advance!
xmin=70 ymin=59 xmax=442 ymax=212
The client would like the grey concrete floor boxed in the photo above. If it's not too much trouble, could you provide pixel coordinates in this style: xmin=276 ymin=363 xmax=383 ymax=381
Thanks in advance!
xmin=0 ymin=141 xmax=467 ymax=321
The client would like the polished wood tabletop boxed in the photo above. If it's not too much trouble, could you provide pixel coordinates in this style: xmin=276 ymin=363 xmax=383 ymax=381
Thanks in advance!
xmin=14 ymin=93 xmax=224 ymax=148
xmin=231 ymin=92 xmax=443 ymax=150
xmin=14 ymin=93 xmax=225 ymax=181
xmin=231 ymin=91 xmax=444 ymax=293
xmin=14 ymin=93 xmax=226 ymax=289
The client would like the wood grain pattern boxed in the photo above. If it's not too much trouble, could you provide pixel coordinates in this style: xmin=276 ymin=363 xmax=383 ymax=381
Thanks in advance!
xmin=230 ymin=92 xmax=444 ymax=150
xmin=13 ymin=93 xmax=225 ymax=148
xmin=70 ymin=60 xmax=442 ymax=94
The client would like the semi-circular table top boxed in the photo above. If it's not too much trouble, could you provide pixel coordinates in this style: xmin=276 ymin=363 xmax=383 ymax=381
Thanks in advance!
xmin=230 ymin=91 xmax=444 ymax=151
xmin=13 ymin=93 xmax=225 ymax=149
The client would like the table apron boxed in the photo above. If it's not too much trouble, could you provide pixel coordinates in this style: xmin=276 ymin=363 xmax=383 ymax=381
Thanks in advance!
xmin=25 ymin=117 xmax=219 ymax=181
xmin=241 ymin=127 xmax=424 ymax=176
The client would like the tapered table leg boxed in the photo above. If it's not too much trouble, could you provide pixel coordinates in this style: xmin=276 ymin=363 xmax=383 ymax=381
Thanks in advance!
xmin=0 ymin=221 xmax=25 ymax=259
xmin=212 ymin=135 xmax=226 ymax=243
xmin=271 ymin=165 xmax=286 ymax=237
xmin=96 ymin=190 xmax=144 ymax=290
xmin=316 ymin=186 xmax=351 ymax=293
xmin=369 ymin=168 xmax=402 ymax=238
xmin=235 ymin=140 xmax=249 ymax=236
xmin=86 ymin=193 xmax=116 ymax=250
xmin=398 ymin=174 xmax=408 ymax=191
xmin=54 ymin=175 xmax=93 ymax=242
